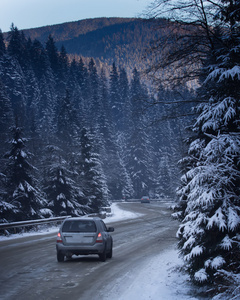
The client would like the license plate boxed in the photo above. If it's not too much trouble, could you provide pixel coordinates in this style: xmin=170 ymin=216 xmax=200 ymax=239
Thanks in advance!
xmin=65 ymin=235 xmax=93 ymax=244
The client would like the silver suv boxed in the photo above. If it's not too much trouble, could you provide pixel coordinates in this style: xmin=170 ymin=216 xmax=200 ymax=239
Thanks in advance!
xmin=56 ymin=217 xmax=114 ymax=262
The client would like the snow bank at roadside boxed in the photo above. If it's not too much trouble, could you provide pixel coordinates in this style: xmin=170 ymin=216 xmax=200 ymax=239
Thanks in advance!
xmin=0 ymin=202 xmax=141 ymax=241
xmin=131 ymin=250 xmax=196 ymax=300
xmin=102 ymin=247 xmax=198 ymax=300
xmin=104 ymin=203 xmax=199 ymax=300
xmin=105 ymin=202 xmax=143 ymax=223
xmin=105 ymin=203 xmax=198 ymax=300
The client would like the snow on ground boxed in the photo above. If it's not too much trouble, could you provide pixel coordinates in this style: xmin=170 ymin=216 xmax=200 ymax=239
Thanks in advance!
xmin=105 ymin=202 xmax=143 ymax=223
xmin=102 ymin=247 xmax=198 ymax=300
xmin=105 ymin=203 xmax=199 ymax=300
xmin=0 ymin=203 xmax=199 ymax=300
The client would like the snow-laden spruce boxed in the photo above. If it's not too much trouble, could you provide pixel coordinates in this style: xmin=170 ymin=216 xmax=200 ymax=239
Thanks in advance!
xmin=0 ymin=126 xmax=50 ymax=221
xmin=176 ymin=0 xmax=240 ymax=295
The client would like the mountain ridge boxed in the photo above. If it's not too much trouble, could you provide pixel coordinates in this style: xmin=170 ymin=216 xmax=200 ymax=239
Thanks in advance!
xmin=18 ymin=17 xmax=137 ymax=43
xmin=4 ymin=17 xmax=162 ymax=75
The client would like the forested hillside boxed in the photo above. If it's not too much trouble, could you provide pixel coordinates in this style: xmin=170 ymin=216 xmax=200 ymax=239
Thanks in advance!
xmin=5 ymin=18 xmax=165 ymax=77
xmin=0 ymin=20 xmax=192 ymax=222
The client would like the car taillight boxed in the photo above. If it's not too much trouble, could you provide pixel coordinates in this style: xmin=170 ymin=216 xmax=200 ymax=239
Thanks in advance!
xmin=57 ymin=232 xmax=63 ymax=243
xmin=96 ymin=232 xmax=103 ymax=243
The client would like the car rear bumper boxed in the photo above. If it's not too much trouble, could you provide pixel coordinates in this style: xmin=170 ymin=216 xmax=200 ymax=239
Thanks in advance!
xmin=56 ymin=242 xmax=105 ymax=255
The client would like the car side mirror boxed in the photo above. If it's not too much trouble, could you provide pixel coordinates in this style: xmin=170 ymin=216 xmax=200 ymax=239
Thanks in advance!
xmin=107 ymin=227 xmax=114 ymax=232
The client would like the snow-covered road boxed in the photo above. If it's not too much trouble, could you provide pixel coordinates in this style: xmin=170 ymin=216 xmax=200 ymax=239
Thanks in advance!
xmin=0 ymin=202 xmax=201 ymax=300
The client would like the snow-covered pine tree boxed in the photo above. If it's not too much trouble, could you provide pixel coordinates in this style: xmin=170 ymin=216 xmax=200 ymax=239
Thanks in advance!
xmin=117 ymin=137 xmax=134 ymax=200
xmin=7 ymin=24 xmax=27 ymax=67
xmin=80 ymin=127 xmax=109 ymax=213
xmin=0 ymin=80 xmax=14 ymax=153
xmin=177 ymin=0 xmax=240 ymax=295
xmin=98 ymin=67 xmax=111 ymax=129
xmin=119 ymin=67 xmax=131 ymax=132
xmin=77 ymin=57 xmax=89 ymax=101
xmin=56 ymin=89 xmax=80 ymax=147
xmin=128 ymin=68 xmax=156 ymax=198
xmin=28 ymin=37 xmax=57 ymax=143
xmin=0 ymin=81 xmax=15 ymax=222
xmin=2 ymin=125 xmax=48 ymax=221
xmin=3 ymin=26 xmax=28 ymax=129
xmin=43 ymin=89 xmax=88 ymax=216
xmin=152 ymin=88 xmax=190 ymax=198
xmin=95 ymin=70 xmax=123 ymax=199
xmin=30 ymin=39 xmax=49 ymax=79
xmin=101 ymin=130 xmax=128 ymax=200
xmin=87 ymin=58 xmax=100 ymax=125
xmin=68 ymin=58 xmax=83 ymax=115
xmin=43 ymin=144 xmax=87 ymax=217
xmin=45 ymin=34 xmax=59 ymax=74
xmin=110 ymin=62 xmax=122 ymax=129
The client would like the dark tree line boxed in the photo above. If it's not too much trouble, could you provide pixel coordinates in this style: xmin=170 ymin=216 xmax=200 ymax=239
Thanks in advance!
xmin=0 ymin=24 xmax=189 ymax=222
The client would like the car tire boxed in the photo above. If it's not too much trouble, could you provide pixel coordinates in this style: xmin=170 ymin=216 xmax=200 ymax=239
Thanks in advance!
xmin=107 ymin=247 xmax=112 ymax=258
xmin=57 ymin=251 xmax=65 ymax=262
xmin=107 ymin=246 xmax=113 ymax=259
xmin=99 ymin=248 xmax=107 ymax=262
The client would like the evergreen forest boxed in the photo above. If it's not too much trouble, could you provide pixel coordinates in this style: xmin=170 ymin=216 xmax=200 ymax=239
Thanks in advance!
xmin=0 ymin=24 xmax=191 ymax=222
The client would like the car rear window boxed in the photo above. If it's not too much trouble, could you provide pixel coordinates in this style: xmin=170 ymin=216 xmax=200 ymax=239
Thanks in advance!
xmin=62 ymin=220 xmax=97 ymax=233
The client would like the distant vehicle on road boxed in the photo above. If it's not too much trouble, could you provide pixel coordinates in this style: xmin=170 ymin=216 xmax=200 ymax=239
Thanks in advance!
xmin=56 ymin=217 xmax=114 ymax=262
xmin=141 ymin=196 xmax=150 ymax=203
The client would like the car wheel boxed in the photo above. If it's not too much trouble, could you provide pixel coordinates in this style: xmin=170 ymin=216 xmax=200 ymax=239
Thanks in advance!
xmin=107 ymin=246 xmax=112 ymax=259
xmin=57 ymin=251 xmax=65 ymax=262
xmin=99 ymin=248 xmax=107 ymax=262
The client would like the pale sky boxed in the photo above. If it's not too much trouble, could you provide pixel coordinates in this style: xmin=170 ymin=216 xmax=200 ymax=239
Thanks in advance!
xmin=0 ymin=0 xmax=153 ymax=32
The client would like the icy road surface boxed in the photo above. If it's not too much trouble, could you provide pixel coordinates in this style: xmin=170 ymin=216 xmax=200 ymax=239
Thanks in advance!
xmin=0 ymin=201 xmax=201 ymax=300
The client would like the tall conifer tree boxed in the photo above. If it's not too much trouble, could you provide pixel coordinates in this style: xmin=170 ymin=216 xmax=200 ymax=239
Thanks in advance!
xmin=80 ymin=128 xmax=108 ymax=212
xmin=161 ymin=0 xmax=240 ymax=295
xmin=3 ymin=125 xmax=47 ymax=221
